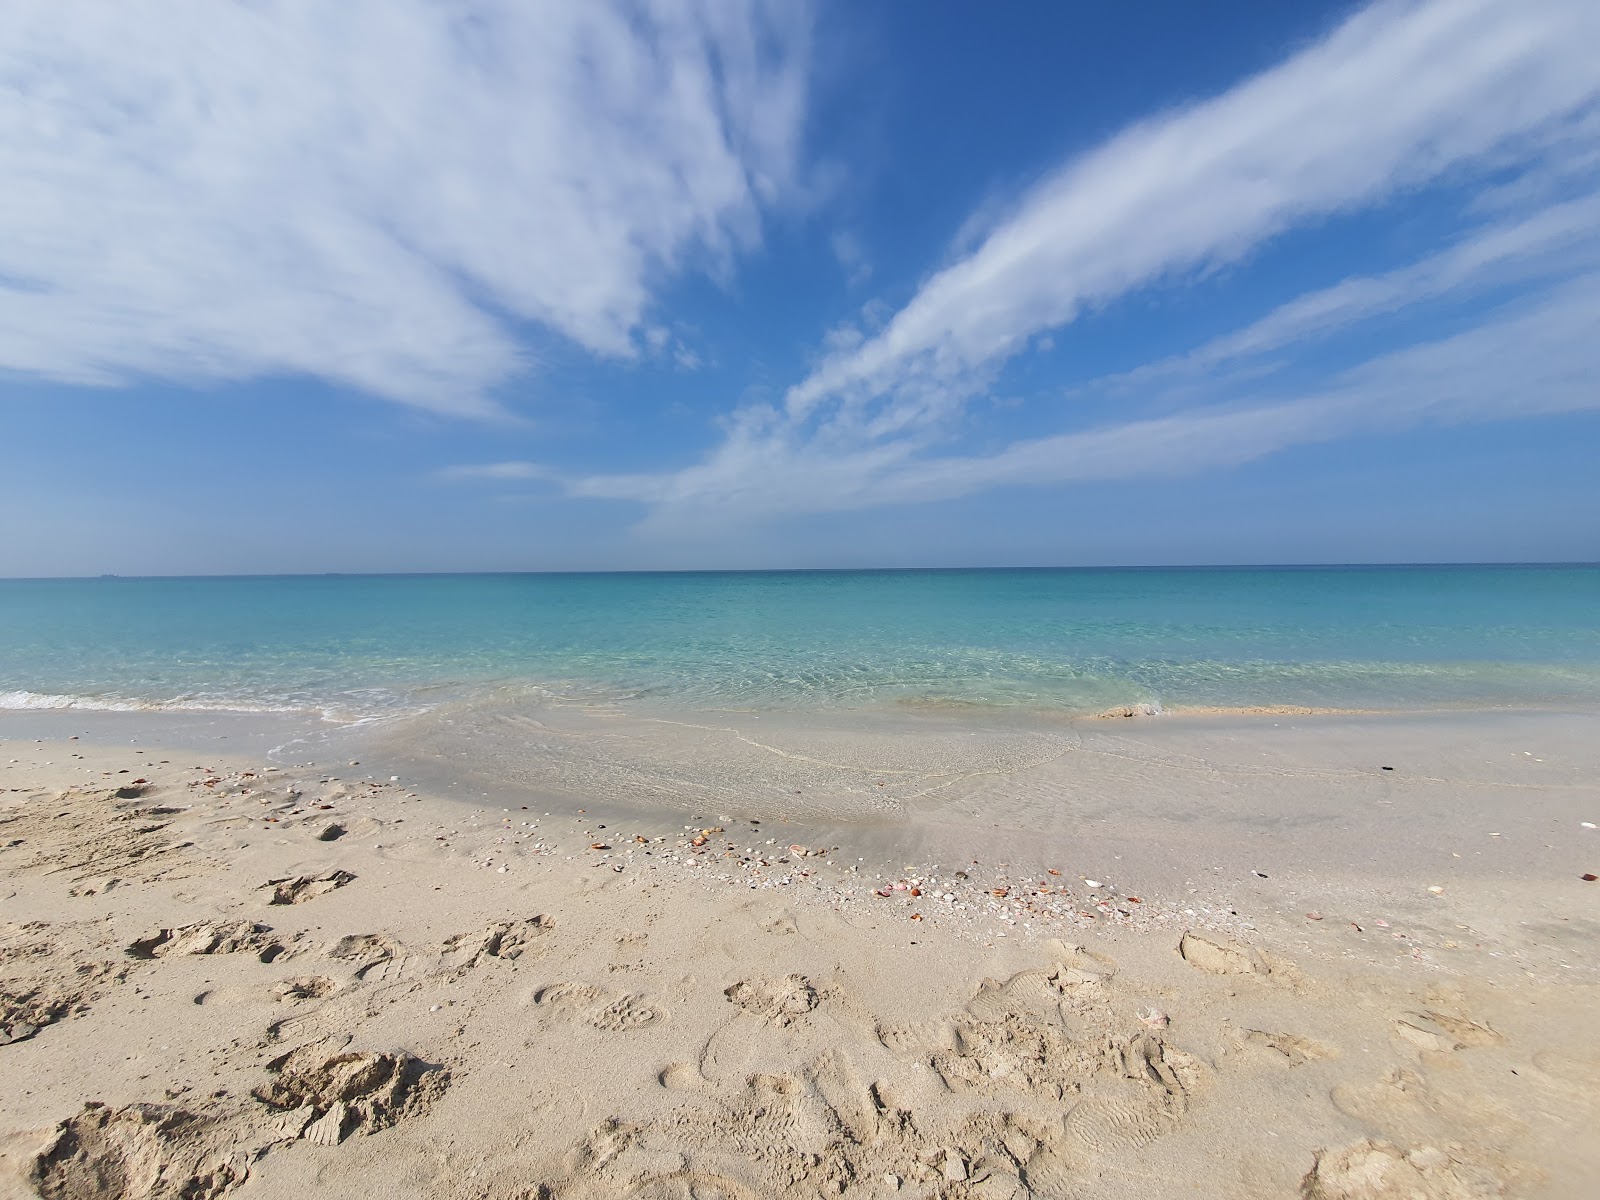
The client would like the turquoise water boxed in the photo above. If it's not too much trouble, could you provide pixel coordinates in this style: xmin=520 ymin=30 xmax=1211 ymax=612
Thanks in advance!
xmin=1 ymin=567 xmax=1597 ymax=721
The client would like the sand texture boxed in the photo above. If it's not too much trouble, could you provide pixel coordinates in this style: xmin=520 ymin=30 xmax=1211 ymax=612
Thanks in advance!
xmin=2 ymin=721 xmax=1599 ymax=1199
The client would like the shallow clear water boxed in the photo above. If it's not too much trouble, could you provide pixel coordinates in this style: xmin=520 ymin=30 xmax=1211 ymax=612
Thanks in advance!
xmin=1 ymin=566 xmax=1597 ymax=721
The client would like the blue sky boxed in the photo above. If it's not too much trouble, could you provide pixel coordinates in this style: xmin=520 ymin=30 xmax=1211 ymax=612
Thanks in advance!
xmin=3 ymin=0 xmax=1599 ymax=575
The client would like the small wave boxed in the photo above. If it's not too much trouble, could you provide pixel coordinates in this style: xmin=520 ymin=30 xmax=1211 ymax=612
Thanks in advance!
xmin=0 ymin=690 xmax=153 ymax=713
xmin=0 ymin=689 xmax=372 ymax=723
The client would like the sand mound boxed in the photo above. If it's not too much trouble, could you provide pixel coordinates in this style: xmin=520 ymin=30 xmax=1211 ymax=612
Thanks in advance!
xmin=29 ymin=1103 xmax=250 ymax=1200
xmin=255 ymin=1044 xmax=446 ymax=1145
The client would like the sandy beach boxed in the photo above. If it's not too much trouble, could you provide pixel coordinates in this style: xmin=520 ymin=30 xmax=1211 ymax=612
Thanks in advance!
xmin=2 ymin=709 xmax=1598 ymax=1199
xmin=8 ymin=0 xmax=1600 ymax=1195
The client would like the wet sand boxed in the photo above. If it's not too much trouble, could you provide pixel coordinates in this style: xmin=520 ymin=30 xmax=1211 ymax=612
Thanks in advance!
xmin=2 ymin=708 xmax=1598 ymax=1198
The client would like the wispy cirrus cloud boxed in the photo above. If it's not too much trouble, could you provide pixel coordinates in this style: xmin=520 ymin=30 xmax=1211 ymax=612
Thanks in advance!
xmin=573 ymin=273 xmax=1600 ymax=521
xmin=0 ymin=0 xmax=810 ymax=416
xmin=781 ymin=0 xmax=1600 ymax=429
xmin=1102 ymin=188 xmax=1600 ymax=395
xmin=564 ymin=0 xmax=1600 ymax=523
xmin=859 ymin=275 xmax=1600 ymax=508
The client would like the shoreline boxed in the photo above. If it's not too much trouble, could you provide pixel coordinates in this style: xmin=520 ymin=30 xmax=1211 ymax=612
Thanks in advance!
xmin=3 ymin=710 xmax=1598 ymax=1197
xmin=5 ymin=705 xmax=1598 ymax=945
xmin=5 ymin=686 xmax=1594 ymax=721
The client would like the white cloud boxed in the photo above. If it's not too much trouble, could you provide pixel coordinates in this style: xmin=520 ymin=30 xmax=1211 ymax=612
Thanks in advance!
xmin=868 ymin=275 xmax=1600 ymax=506
xmin=569 ymin=0 xmax=1600 ymax=523
xmin=574 ymin=273 xmax=1600 ymax=521
xmin=0 ymin=0 xmax=809 ymax=415
xmin=1105 ymin=189 xmax=1600 ymax=393
xmin=781 ymin=0 xmax=1600 ymax=430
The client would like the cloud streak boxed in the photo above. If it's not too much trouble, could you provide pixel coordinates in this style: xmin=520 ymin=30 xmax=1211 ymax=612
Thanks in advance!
xmin=1103 ymin=188 xmax=1600 ymax=393
xmin=877 ymin=275 xmax=1600 ymax=506
xmin=0 ymin=0 xmax=810 ymax=415
xmin=783 ymin=0 xmax=1600 ymax=430
xmin=573 ymin=272 xmax=1600 ymax=520
xmin=568 ymin=0 xmax=1600 ymax=524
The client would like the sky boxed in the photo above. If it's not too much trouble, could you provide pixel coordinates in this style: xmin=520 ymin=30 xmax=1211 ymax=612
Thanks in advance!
xmin=3 ymin=0 xmax=1600 ymax=576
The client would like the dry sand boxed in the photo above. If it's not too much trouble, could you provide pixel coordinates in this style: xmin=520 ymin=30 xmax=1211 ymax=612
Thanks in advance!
xmin=2 ymin=712 xmax=1598 ymax=1199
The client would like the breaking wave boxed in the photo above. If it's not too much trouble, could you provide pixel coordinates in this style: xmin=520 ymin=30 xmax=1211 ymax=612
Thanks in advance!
xmin=0 ymin=689 xmax=404 ymax=725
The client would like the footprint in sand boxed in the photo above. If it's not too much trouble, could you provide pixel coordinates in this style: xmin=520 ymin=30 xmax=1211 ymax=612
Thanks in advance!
xmin=657 ymin=1054 xmax=882 ymax=1180
xmin=624 ymin=1048 xmax=1041 ymax=1198
xmin=262 ymin=870 xmax=356 ymax=905
xmin=964 ymin=966 xmax=1072 ymax=1024
xmin=1055 ymin=1039 xmax=1200 ymax=1167
xmin=805 ymin=1049 xmax=878 ymax=1143
xmin=127 ymin=920 xmax=289 ymax=963
xmin=592 ymin=994 xmax=668 ymax=1032
xmin=884 ymin=950 xmax=1112 ymax=1057
xmin=876 ymin=1016 xmax=958 ymax=1056
xmin=656 ymin=1062 xmax=708 ymax=1091
xmin=1044 ymin=939 xmax=1118 ymax=978
xmin=723 ymin=974 xmax=819 ymax=1026
xmin=1063 ymin=1080 xmax=1180 ymax=1154
xmin=1301 ymin=1138 xmax=1504 ymax=1200
xmin=576 ymin=1038 xmax=1069 ymax=1199
xmin=559 ymin=1114 xmax=765 ymax=1199
xmin=1178 ymin=931 xmax=1268 ymax=977
xmin=532 ymin=982 xmax=666 ymax=1031
xmin=1530 ymin=1046 xmax=1600 ymax=1085
xmin=325 ymin=932 xmax=409 ymax=982
xmin=1023 ymin=1143 xmax=1085 ymax=1200
xmin=1240 ymin=1028 xmax=1338 ymax=1067
xmin=1327 ymin=1066 xmax=1507 ymax=1145
xmin=1392 ymin=1011 xmax=1504 ymax=1055
xmin=1423 ymin=1011 xmax=1504 ymax=1047
xmin=439 ymin=915 xmax=554 ymax=969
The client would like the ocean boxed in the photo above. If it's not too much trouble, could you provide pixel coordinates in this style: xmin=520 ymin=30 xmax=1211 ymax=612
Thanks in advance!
xmin=2 ymin=566 xmax=1597 ymax=722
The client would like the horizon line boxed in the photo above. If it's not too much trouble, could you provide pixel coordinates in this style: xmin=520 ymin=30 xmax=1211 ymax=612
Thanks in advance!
xmin=2 ymin=561 xmax=1597 ymax=583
